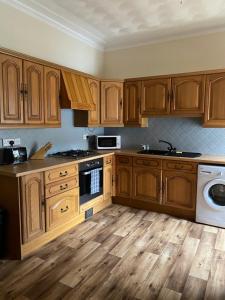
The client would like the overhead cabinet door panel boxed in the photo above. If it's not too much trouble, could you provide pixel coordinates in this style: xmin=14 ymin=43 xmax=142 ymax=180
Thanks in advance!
xmin=23 ymin=61 xmax=44 ymax=124
xmin=171 ymin=75 xmax=205 ymax=115
xmin=204 ymin=73 xmax=225 ymax=127
xmin=44 ymin=66 xmax=61 ymax=125
xmin=0 ymin=54 xmax=24 ymax=124
xmin=141 ymin=78 xmax=170 ymax=116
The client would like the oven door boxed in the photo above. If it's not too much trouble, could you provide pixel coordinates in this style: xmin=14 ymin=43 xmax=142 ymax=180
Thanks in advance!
xmin=79 ymin=167 xmax=103 ymax=205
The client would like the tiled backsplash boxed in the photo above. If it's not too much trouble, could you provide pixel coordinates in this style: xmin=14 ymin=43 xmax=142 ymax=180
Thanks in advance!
xmin=105 ymin=117 xmax=225 ymax=155
xmin=0 ymin=110 xmax=104 ymax=156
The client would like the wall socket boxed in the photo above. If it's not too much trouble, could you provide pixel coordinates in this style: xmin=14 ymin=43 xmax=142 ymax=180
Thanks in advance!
xmin=83 ymin=134 xmax=88 ymax=140
xmin=2 ymin=138 xmax=21 ymax=147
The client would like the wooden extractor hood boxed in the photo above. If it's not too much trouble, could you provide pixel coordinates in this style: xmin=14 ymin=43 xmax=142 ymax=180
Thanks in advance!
xmin=60 ymin=70 xmax=95 ymax=110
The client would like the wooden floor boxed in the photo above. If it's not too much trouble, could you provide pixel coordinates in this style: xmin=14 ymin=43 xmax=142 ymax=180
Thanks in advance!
xmin=0 ymin=204 xmax=225 ymax=300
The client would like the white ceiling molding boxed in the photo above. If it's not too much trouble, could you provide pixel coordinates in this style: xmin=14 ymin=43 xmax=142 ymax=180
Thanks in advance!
xmin=2 ymin=0 xmax=225 ymax=52
xmin=1 ymin=0 xmax=105 ymax=50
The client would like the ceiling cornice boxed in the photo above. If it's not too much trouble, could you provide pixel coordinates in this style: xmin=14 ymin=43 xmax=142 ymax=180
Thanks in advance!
xmin=1 ymin=0 xmax=105 ymax=51
xmin=2 ymin=0 xmax=225 ymax=53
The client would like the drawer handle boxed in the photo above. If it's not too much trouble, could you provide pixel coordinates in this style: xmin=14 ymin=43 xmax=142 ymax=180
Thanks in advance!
xmin=60 ymin=184 xmax=68 ymax=191
xmin=59 ymin=171 xmax=68 ymax=177
xmin=61 ymin=206 xmax=69 ymax=213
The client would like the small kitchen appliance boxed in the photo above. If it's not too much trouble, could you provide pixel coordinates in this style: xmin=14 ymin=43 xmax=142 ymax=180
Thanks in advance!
xmin=0 ymin=147 xmax=27 ymax=165
xmin=96 ymin=135 xmax=121 ymax=150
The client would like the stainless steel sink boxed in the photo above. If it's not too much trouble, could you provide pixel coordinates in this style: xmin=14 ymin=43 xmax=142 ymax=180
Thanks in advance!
xmin=137 ymin=149 xmax=202 ymax=158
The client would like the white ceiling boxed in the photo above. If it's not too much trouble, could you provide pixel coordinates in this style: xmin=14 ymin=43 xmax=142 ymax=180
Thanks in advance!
xmin=4 ymin=0 xmax=225 ymax=50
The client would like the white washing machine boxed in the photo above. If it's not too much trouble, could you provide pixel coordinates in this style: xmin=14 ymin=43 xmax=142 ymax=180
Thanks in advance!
xmin=196 ymin=164 xmax=225 ymax=228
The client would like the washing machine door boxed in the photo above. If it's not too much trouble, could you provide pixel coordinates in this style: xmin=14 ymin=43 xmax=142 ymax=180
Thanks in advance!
xmin=203 ymin=179 xmax=225 ymax=210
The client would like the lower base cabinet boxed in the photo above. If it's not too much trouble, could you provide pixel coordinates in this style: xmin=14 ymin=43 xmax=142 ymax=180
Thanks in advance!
xmin=116 ymin=165 xmax=133 ymax=198
xmin=162 ymin=170 xmax=196 ymax=211
xmin=46 ymin=188 xmax=79 ymax=231
xmin=133 ymin=167 xmax=162 ymax=203
xmin=115 ymin=155 xmax=197 ymax=219
xmin=21 ymin=172 xmax=45 ymax=243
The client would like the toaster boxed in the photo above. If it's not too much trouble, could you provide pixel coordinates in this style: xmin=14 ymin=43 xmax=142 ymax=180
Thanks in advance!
xmin=0 ymin=147 xmax=27 ymax=165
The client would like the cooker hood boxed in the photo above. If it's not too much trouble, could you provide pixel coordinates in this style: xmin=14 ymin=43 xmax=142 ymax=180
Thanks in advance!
xmin=60 ymin=70 xmax=95 ymax=110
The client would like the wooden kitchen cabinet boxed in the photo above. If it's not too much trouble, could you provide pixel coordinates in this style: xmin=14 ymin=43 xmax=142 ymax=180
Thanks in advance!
xmin=104 ymin=156 xmax=113 ymax=200
xmin=44 ymin=66 xmax=61 ymax=125
xmin=23 ymin=60 xmax=44 ymax=125
xmin=20 ymin=172 xmax=45 ymax=243
xmin=46 ymin=188 xmax=79 ymax=231
xmin=141 ymin=78 xmax=170 ymax=116
xmin=116 ymin=165 xmax=132 ymax=198
xmin=101 ymin=80 xmax=124 ymax=126
xmin=204 ymin=73 xmax=225 ymax=127
xmin=171 ymin=75 xmax=205 ymax=115
xmin=162 ymin=170 xmax=196 ymax=211
xmin=0 ymin=54 xmax=24 ymax=124
xmin=124 ymin=81 xmax=148 ymax=127
xmin=88 ymin=78 xmax=100 ymax=126
xmin=133 ymin=167 xmax=162 ymax=204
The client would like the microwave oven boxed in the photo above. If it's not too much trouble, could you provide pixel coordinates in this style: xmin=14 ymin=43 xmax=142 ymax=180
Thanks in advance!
xmin=96 ymin=136 xmax=121 ymax=150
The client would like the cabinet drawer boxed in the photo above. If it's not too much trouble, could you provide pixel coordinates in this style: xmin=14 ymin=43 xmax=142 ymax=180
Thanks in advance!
xmin=133 ymin=157 xmax=161 ymax=168
xmin=45 ymin=164 xmax=78 ymax=184
xmin=104 ymin=155 xmax=113 ymax=166
xmin=163 ymin=160 xmax=197 ymax=173
xmin=116 ymin=155 xmax=132 ymax=165
xmin=46 ymin=188 xmax=79 ymax=231
xmin=45 ymin=176 xmax=78 ymax=198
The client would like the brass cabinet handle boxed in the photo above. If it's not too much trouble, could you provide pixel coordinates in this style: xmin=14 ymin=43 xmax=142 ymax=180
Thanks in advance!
xmin=59 ymin=171 xmax=68 ymax=177
xmin=61 ymin=206 xmax=69 ymax=213
xmin=60 ymin=184 xmax=68 ymax=190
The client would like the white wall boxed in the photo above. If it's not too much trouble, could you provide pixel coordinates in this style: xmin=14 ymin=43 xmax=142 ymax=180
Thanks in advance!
xmin=104 ymin=31 xmax=225 ymax=78
xmin=0 ymin=2 xmax=104 ymax=76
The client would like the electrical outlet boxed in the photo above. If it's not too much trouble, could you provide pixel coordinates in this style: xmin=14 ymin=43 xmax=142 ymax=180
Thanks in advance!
xmin=83 ymin=134 xmax=88 ymax=140
xmin=2 ymin=138 xmax=21 ymax=147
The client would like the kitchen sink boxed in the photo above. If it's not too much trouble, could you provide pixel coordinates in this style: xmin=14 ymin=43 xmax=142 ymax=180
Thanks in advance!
xmin=137 ymin=149 xmax=202 ymax=158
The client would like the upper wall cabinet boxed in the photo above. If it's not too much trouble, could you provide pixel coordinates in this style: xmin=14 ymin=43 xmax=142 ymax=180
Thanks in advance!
xmin=0 ymin=53 xmax=61 ymax=128
xmin=101 ymin=80 xmax=124 ymax=126
xmin=171 ymin=75 xmax=205 ymax=115
xmin=23 ymin=61 xmax=44 ymax=125
xmin=204 ymin=73 xmax=225 ymax=127
xmin=124 ymin=81 xmax=148 ymax=127
xmin=141 ymin=78 xmax=171 ymax=116
xmin=44 ymin=67 xmax=61 ymax=125
xmin=0 ymin=54 xmax=24 ymax=124
xmin=141 ymin=75 xmax=205 ymax=117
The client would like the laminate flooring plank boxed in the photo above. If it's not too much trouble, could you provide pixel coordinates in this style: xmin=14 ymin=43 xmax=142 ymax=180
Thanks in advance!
xmin=181 ymin=276 xmax=207 ymax=300
xmin=204 ymin=250 xmax=225 ymax=300
xmin=166 ymin=236 xmax=200 ymax=293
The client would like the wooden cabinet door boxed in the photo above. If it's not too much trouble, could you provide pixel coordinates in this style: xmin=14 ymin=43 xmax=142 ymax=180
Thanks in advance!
xmin=88 ymin=79 xmax=100 ymax=126
xmin=46 ymin=188 xmax=79 ymax=231
xmin=0 ymin=54 xmax=24 ymax=124
xmin=21 ymin=172 xmax=45 ymax=243
xmin=163 ymin=170 xmax=196 ymax=211
xmin=101 ymin=81 xmax=123 ymax=125
xmin=133 ymin=167 xmax=162 ymax=203
xmin=171 ymin=75 xmax=205 ymax=115
xmin=116 ymin=165 xmax=132 ymax=198
xmin=141 ymin=78 xmax=170 ymax=116
xmin=124 ymin=81 xmax=141 ymax=126
xmin=104 ymin=164 xmax=113 ymax=200
xmin=23 ymin=60 xmax=44 ymax=124
xmin=44 ymin=66 xmax=61 ymax=125
xmin=204 ymin=73 xmax=225 ymax=127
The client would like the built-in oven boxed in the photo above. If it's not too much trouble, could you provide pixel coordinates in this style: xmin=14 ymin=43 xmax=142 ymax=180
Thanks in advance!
xmin=79 ymin=158 xmax=103 ymax=205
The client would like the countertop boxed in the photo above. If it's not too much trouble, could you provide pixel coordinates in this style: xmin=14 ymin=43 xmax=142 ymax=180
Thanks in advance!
xmin=1 ymin=149 xmax=225 ymax=178
xmin=0 ymin=152 xmax=114 ymax=177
